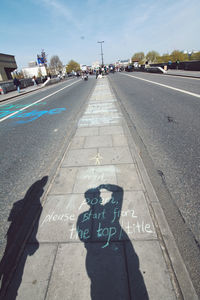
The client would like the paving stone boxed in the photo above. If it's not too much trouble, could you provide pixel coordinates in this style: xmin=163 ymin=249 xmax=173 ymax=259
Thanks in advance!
xmin=120 ymin=191 xmax=157 ymax=240
xmin=126 ymin=240 xmax=176 ymax=300
xmin=85 ymin=103 xmax=117 ymax=114
xmin=89 ymin=96 xmax=115 ymax=100
xmin=115 ymin=164 xmax=143 ymax=190
xmin=49 ymin=167 xmax=77 ymax=194
xmin=46 ymin=243 xmax=130 ymax=300
xmin=98 ymin=147 xmax=133 ymax=165
xmin=84 ymin=135 xmax=113 ymax=148
xmin=99 ymin=125 xmax=124 ymax=135
xmin=76 ymin=188 xmax=156 ymax=243
xmin=46 ymin=244 xmax=90 ymax=300
xmin=90 ymin=98 xmax=116 ymax=103
xmin=70 ymin=136 xmax=85 ymax=149
xmin=34 ymin=194 xmax=87 ymax=242
xmin=78 ymin=113 xmax=122 ymax=127
xmin=73 ymin=165 xmax=117 ymax=193
xmin=75 ymin=127 xmax=99 ymax=136
xmin=6 ymin=244 xmax=57 ymax=300
xmin=112 ymin=134 xmax=128 ymax=147
xmin=63 ymin=148 xmax=97 ymax=166
xmin=35 ymin=188 xmax=156 ymax=244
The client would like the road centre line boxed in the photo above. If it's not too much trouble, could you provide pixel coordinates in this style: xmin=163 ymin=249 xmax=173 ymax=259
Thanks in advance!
xmin=122 ymin=73 xmax=200 ymax=98
xmin=0 ymin=79 xmax=81 ymax=122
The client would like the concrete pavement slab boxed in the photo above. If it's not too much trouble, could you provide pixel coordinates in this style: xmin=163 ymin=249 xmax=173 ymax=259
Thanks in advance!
xmin=75 ymin=127 xmax=99 ymax=136
xmin=33 ymin=194 xmax=85 ymax=243
xmin=70 ymin=136 xmax=85 ymax=149
xmin=112 ymin=134 xmax=128 ymax=147
xmin=120 ymin=191 xmax=156 ymax=240
xmin=115 ymin=164 xmax=143 ymax=190
xmin=127 ymin=240 xmax=176 ymax=300
xmin=85 ymin=102 xmax=118 ymax=114
xmin=78 ymin=113 xmax=122 ymax=127
xmin=99 ymin=125 xmax=124 ymax=135
xmin=6 ymin=244 xmax=57 ymax=300
xmin=63 ymin=148 xmax=97 ymax=167
xmin=46 ymin=243 xmax=130 ymax=300
xmin=98 ymin=147 xmax=133 ymax=165
xmin=49 ymin=167 xmax=78 ymax=195
xmin=73 ymin=165 xmax=117 ymax=193
xmin=90 ymin=98 xmax=117 ymax=103
xmin=84 ymin=135 xmax=113 ymax=148
xmin=45 ymin=243 xmax=90 ymax=300
xmin=34 ymin=188 xmax=156 ymax=243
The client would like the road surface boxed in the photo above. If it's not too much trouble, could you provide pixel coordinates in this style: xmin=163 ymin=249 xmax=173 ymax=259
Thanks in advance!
xmin=109 ymin=71 xmax=200 ymax=292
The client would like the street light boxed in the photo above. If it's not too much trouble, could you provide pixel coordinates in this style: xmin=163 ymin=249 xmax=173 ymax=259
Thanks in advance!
xmin=98 ymin=41 xmax=104 ymax=67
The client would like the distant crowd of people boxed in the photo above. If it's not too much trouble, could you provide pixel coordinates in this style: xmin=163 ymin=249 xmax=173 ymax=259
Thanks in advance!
xmin=12 ymin=66 xmax=120 ymax=93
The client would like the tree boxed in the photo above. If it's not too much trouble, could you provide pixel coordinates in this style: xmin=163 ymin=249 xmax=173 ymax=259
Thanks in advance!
xmin=66 ymin=60 xmax=80 ymax=73
xmin=191 ymin=51 xmax=200 ymax=60
xmin=146 ymin=51 xmax=159 ymax=63
xmin=131 ymin=52 xmax=145 ymax=64
xmin=156 ymin=53 xmax=171 ymax=63
xmin=170 ymin=50 xmax=185 ymax=62
xmin=49 ymin=55 xmax=63 ymax=74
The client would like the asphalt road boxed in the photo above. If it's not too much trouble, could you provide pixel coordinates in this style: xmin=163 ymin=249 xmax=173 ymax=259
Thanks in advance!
xmin=108 ymin=71 xmax=200 ymax=293
xmin=0 ymin=77 xmax=95 ymax=259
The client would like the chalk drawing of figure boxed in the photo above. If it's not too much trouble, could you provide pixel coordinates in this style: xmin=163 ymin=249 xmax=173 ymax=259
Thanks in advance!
xmin=0 ymin=176 xmax=48 ymax=299
xmin=77 ymin=184 xmax=149 ymax=300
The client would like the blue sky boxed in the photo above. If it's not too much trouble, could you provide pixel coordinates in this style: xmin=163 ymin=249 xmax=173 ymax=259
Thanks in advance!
xmin=1 ymin=0 xmax=200 ymax=69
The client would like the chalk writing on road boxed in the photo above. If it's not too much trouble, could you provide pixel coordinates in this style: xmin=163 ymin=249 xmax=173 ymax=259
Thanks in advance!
xmin=41 ymin=212 xmax=75 ymax=226
xmin=40 ymin=184 xmax=154 ymax=248
xmin=75 ymin=185 xmax=154 ymax=248
xmin=0 ymin=107 xmax=66 ymax=124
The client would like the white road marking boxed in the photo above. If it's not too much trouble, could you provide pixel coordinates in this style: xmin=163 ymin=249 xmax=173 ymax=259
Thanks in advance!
xmin=129 ymin=72 xmax=200 ymax=81
xmin=122 ymin=73 xmax=200 ymax=98
xmin=0 ymin=79 xmax=81 ymax=122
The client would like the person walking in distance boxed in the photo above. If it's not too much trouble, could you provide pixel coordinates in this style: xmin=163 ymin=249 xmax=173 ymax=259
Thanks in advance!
xmin=13 ymin=77 xmax=21 ymax=93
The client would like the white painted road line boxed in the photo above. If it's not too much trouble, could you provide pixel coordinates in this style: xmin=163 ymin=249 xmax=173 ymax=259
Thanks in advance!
xmin=122 ymin=73 xmax=200 ymax=98
xmin=0 ymin=79 xmax=81 ymax=123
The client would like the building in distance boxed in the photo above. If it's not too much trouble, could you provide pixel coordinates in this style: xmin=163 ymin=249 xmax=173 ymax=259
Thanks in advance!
xmin=0 ymin=53 xmax=17 ymax=81
xmin=22 ymin=62 xmax=47 ymax=78
xmin=115 ymin=59 xmax=131 ymax=69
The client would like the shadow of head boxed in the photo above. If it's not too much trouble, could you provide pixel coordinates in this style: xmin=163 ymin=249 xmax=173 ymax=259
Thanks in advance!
xmin=8 ymin=176 xmax=48 ymax=222
xmin=84 ymin=188 xmax=102 ymax=208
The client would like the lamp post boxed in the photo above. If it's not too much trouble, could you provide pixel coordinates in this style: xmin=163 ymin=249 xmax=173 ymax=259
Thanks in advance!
xmin=98 ymin=41 xmax=104 ymax=67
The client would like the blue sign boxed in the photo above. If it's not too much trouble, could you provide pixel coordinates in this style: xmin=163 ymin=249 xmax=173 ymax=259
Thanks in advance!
xmin=37 ymin=57 xmax=45 ymax=65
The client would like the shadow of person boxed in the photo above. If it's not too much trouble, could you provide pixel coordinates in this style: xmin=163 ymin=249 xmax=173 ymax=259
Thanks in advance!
xmin=76 ymin=184 xmax=149 ymax=300
xmin=0 ymin=176 xmax=48 ymax=300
